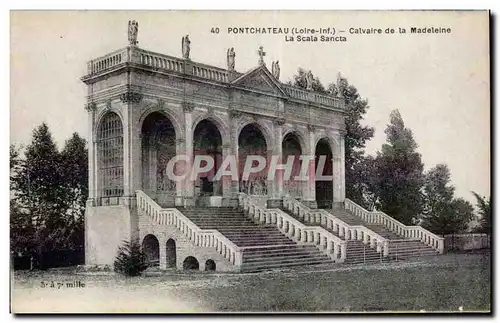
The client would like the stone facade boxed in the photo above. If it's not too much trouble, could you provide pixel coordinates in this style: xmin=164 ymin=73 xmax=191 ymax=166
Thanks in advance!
xmin=82 ymin=39 xmax=346 ymax=267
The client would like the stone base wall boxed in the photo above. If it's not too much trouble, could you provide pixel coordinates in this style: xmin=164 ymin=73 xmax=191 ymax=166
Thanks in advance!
xmin=85 ymin=205 xmax=132 ymax=266
xmin=138 ymin=212 xmax=238 ymax=272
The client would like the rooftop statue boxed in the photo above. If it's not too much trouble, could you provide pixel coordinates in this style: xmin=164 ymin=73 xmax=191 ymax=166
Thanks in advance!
xmin=272 ymin=61 xmax=280 ymax=80
xmin=128 ymin=20 xmax=139 ymax=46
xmin=182 ymin=35 xmax=191 ymax=60
xmin=227 ymin=47 xmax=235 ymax=71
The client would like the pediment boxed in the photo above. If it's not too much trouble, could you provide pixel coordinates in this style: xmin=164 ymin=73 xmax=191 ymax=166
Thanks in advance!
xmin=231 ymin=66 xmax=287 ymax=97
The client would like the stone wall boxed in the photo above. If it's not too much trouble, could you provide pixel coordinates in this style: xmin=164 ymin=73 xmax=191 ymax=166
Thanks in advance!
xmin=85 ymin=205 xmax=132 ymax=265
xmin=138 ymin=212 xmax=237 ymax=272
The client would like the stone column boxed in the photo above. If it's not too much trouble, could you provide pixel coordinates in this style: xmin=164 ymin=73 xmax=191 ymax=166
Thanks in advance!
xmin=183 ymin=102 xmax=195 ymax=206
xmin=229 ymin=110 xmax=241 ymax=201
xmin=332 ymin=130 xmax=346 ymax=208
xmin=120 ymin=92 xmax=143 ymax=208
xmin=267 ymin=117 xmax=284 ymax=208
xmin=85 ymin=102 xmax=97 ymax=205
xmin=174 ymin=138 xmax=186 ymax=206
xmin=301 ymin=125 xmax=317 ymax=209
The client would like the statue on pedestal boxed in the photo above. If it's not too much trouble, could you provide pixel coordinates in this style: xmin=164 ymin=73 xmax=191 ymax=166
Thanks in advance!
xmin=272 ymin=61 xmax=280 ymax=80
xmin=306 ymin=70 xmax=314 ymax=91
xmin=128 ymin=20 xmax=139 ymax=46
xmin=227 ymin=47 xmax=236 ymax=71
xmin=257 ymin=46 xmax=266 ymax=66
xmin=182 ymin=35 xmax=191 ymax=60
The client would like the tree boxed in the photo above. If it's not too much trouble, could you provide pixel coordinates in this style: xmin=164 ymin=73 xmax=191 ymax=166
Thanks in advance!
xmin=10 ymin=124 xmax=88 ymax=268
xmin=290 ymin=70 xmax=374 ymax=207
xmin=114 ymin=240 xmax=148 ymax=277
xmin=369 ymin=110 xmax=424 ymax=224
xmin=472 ymin=191 xmax=491 ymax=234
xmin=420 ymin=164 xmax=474 ymax=234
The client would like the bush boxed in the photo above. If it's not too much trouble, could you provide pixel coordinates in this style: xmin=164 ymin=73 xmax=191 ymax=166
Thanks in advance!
xmin=113 ymin=240 xmax=148 ymax=276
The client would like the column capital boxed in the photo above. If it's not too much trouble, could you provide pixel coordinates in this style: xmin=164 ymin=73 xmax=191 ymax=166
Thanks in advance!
xmin=120 ymin=91 xmax=143 ymax=104
xmin=229 ymin=109 xmax=242 ymax=119
xmin=307 ymin=124 xmax=316 ymax=133
xmin=273 ymin=117 xmax=286 ymax=126
xmin=182 ymin=101 xmax=195 ymax=113
xmin=85 ymin=102 xmax=97 ymax=112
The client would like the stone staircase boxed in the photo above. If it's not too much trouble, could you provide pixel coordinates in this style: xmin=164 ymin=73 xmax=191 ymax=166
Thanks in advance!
xmin=280 ymin=207 xmax=385 ymax=264
xmin=325 ymin=208 xmax=440 ymax=260
xmin=178 ymin=207 xmax=336 ymax=272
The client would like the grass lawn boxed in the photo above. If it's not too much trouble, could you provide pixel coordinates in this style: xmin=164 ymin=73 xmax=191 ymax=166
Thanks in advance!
xmin=11 ymin=251 xmax=490 ymax=313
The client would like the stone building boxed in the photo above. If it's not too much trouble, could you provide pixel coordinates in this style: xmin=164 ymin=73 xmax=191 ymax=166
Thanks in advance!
xmin=82 ymin=22 xmax=443 ymax=271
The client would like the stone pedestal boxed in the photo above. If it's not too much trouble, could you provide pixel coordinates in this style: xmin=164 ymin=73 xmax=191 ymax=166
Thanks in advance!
xmin=302 ymin=200 xmax=318 ymax=209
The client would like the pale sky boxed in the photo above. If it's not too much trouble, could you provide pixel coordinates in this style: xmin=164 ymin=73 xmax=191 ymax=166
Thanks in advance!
xmin=10 ymin=10 xmax=490 ymax=202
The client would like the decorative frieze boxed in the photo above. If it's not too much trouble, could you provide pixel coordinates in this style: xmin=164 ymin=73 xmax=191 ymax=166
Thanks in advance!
xmin=120 ymin=91 xmax=143 ymax=103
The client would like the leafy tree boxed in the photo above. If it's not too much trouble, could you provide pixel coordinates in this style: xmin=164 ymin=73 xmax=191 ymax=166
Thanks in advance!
xmin=369 ymin=110 xmax=424 ymax=224
xmin=114 ymin=240 xmax=148 ymax=277
xmin=420 ymin=164 xmax=474 ymax=234
xmin=472 ymin=191 xmax=491 ymax=234
xmin=290 ymin=70 xmax=374 ymax=207
xmin=10 ymin=124 xmax=88 ymax=267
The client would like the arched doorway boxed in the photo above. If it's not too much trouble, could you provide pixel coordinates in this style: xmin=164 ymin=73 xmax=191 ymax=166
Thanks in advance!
xmin=193 ymin=119 xmax=223 ymax=197
xmin=142 ymin=234 xmax=160 ymax=266
xmin=282 ymin=132 xmax=303 ymax=199
xmin=205 ymin=259 xmax=216 ymax=271
xmin=183 ymin=256 xmax=200 ymax=270
xmin=166 ymin=238 xmax=176 ymax=268
xmin=315 ymin=138 xmax=333 ymax=208
xmin=238 ymin=123 xmax=268 ymax=195
xmin=141 ymin=112 xmax=177 ymax=206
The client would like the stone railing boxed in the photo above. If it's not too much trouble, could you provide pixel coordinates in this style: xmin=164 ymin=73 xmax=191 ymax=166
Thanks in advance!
xmin=191 ymin=64 xmax=229 ymax=82
xmin=239 ymin=193 xmax=347 ymax=262
xmin=344 ymin=198 xmax=444 ymax=253
xmin=283 ymin=196 xmax=389 ymax=256
xmin=282 ymin=84 xmax=343 ymax=109
xmin=86 ymin=46 xmax=229 ymax=83
xmin=138 ymin=50 xmax=184 ymax=73
xmin=87 ymin=48 xmax=128 ymax=74
xmin=136 ymin=190 xmax=243 ymax=267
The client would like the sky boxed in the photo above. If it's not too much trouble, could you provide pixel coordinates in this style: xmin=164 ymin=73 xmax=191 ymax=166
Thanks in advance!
xmin=10 ymin=10 xmax=490 ymax=203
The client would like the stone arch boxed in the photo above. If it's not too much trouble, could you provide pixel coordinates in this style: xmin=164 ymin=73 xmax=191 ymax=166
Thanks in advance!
xmin=205 ymin=259 xmax=216 ymax=271
xmin=137 ymin=103 xmax=184 ymax=138
xmin=314 ymin=133 xmax=339 ymax=155
xmin=192 ymin=113 xmax=230 ymax=146
xmin=93 ymin=105 xmax=125 ymax=138
xmin=142 ymin=234 xmax=160 ymax=266
xmin=141 ymin=112 xmax=177 ymax=204
xmin=315 ymin=137 xmax=334 ymax=209
xmin=236 ymin=119 xmax=273 ymax=149
xmin=282 ymin=132 xmax=304 ymax=199
xmin=282 ymin=127 xmax=308 ymax=153
xmin=193 ymin=119 xmax=224 ymax=196
xmin=183 ymin=256 xmax=200 ymax=270
xmin=238 ymin=122 xmax=269 ymax=195
xmin=96 ymin=111 xmax=124 ymax=198
xmin=166 ymin=238 xmax=176 ymax=268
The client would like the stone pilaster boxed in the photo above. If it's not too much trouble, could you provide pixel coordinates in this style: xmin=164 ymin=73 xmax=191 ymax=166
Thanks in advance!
xmin=86 ymin=102 xmax=97 ymax=205
xmin=332 ymin=130 xmax=346 ymax=208
xmin=183 ymin=102 xmax=195 ymax=206
xmin=302 ymin=125 xmax=317 ymax=209
xmin=267 ymin=117 xmax=285 ymax=209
